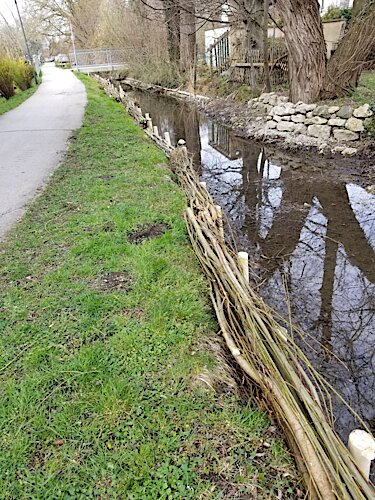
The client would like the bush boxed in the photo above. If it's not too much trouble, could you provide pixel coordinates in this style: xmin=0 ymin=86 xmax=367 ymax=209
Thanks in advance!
xmin=0 ymin=59 xmax=16 ymax=99
xmin=0 ymin=57 xmax=35 ymax=99
xmin=322 ymin=6 xmax=352 ymax=22
xmin=13 ymin=59 xmax=34 ymax=91
xmin=130 ymin=58 xmax=186 ymax=88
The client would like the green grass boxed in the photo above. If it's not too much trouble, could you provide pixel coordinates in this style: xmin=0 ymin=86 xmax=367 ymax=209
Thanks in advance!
xmin=348 ymin=70 xmax=375 ymax=104
xmin=319 ymin=69 xmax=375 ymax=107
xmin=0 ymin=80 xmax=40 ymax=116
xmin=0 ymin=74 xmax=299 ymax=498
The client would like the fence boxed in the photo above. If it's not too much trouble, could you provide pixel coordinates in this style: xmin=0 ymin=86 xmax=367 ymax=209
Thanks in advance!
xmin=95 ymin=75 xmax=375 ymax=499
xmin=69 ymin=48 xmax=127 ymax=70
xmin=209 ymin=30 xmax=231 ymax=73
xmin=208 ymin=31 xmax=288 ymax=87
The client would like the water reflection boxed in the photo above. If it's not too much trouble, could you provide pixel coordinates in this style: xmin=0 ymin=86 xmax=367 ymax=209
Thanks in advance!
xmin=129 ymin=89 xmax=375 ymax=440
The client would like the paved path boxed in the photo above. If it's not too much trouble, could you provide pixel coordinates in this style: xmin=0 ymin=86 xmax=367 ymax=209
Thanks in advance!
xmin=0 ymin=63 xmax=86 ymax=240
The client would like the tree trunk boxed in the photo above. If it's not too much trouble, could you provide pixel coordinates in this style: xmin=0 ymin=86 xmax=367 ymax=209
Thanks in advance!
xmin=180 ymin=0 xmax=196 ymax=72
xmin=263 ymin=0 xmax=271 ymax=92
xmin=321 ymin=0 xmax=375 ymax=99
xmin=274 ymin=0 xmax=327 ymax=103
xmin=243 ymin=0 xmax=264 ymax=52
xmin=164 ymin=0 xmax=180 ymax=64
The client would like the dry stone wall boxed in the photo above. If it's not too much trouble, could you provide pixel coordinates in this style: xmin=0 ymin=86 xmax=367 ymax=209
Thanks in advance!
xmin=250 ymin=93 xmax=374 ymax=155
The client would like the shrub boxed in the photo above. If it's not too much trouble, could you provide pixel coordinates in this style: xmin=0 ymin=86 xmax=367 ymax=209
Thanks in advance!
xmin=0 ymin=58 xmax=16 ymax=99
xmin=13 ymin=58 xmax=34 ymax=91
xmin=130 ymin=58 xmax=186 ymax=88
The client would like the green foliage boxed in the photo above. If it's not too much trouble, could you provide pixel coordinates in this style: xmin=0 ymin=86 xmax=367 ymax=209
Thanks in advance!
xmin=322 ymin=6 xmax=352 ymax=21
xmin=0 ymin=57 xmax=35 ymax=100
xmin=0 ymin=75 xmax=299 ymax=497
xmin=0 ymin=58 xmax=16 ymax=99
xmin=13 ymin=58 xmax=34 ymax=91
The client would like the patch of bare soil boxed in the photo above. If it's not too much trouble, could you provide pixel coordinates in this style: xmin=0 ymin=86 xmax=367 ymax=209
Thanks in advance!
xmin=122 ymin=307 xmax=145 ymax=320
xmin=97 ymin=175 xmax=114 ymax=181
xmin=128 ymin=222 xmax=170 ymax=244
xmin=91 ymin=272 xmax=134 ymax=292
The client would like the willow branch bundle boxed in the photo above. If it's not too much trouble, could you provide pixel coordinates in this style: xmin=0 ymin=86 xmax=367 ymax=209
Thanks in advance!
xmin=96 ymin=76 xmax=374 ymax=499
xmin=169 ymin=147 xmax=375 ymax=500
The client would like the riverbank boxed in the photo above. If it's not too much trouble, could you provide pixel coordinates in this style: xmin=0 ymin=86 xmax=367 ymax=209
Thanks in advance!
xmin=0 ymin=74 xmax=300 ymax=497
xmin=116 ymin=73 xmax=375 ymax=167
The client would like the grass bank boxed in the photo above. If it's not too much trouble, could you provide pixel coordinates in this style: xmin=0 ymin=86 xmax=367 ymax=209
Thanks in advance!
xmin=0 ymin=79 xmax=40 ymax=116
xmin=0 ymin=74 xmax=299 ymax=498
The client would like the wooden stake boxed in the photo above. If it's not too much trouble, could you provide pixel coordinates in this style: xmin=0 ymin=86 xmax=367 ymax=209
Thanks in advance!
xmin=237 ymin=252 xmax=249 ymax=283
xmin=164 ymin=132 xmax=171 ymax=146
xmin=348 ymin=430 xmax=375 ymax=480
xmin=145 ymin=113 xmax=153 ymax=132
xmin=153 ymin=126 xmax=159 ymax=137
xmin=177 ymin=138 xmax=188 ymax=156
xmin=200 ymin=181 xmax=207 ymax=190
xmin=216 ymin=205 xmax=224 ymax=241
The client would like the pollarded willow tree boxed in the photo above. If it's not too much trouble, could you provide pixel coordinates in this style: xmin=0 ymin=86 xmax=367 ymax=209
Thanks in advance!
xmin=274 ymin=0 xmax=375 ymax=102
xmin=321 ymin=0 xmax=375 ymax=98
xmin=273 ymin=0 xmax=327 ymax=103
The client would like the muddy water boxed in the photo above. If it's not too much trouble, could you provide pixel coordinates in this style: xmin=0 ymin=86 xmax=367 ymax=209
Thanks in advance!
xmin=129 ymin=89 xmax=375 ymax=442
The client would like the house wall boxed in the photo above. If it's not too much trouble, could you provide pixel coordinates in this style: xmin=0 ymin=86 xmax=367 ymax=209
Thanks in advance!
xmin=322 ymin=20 xmax=346 ymax=58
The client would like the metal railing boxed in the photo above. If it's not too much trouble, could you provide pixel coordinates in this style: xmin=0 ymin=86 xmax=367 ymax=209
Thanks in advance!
xmin=69 ymin=48 xmax=127 ymax=70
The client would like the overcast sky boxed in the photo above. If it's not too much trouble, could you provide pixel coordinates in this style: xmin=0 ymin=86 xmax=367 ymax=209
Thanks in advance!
xmin=0 ymin=0 xmax=354 ymax=25
xmin=0 ymin=0 xmax=25 ymax=23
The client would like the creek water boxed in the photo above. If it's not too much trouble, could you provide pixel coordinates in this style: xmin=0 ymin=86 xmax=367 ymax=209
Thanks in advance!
xmin=128 ymin=89 xmax=375 ymax=442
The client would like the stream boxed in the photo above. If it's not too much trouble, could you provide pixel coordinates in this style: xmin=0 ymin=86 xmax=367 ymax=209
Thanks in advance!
xmin=127 ymin=88 xmax=375 ymax=443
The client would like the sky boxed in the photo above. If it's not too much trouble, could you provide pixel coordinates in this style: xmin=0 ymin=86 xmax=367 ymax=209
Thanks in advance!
xmin=0 ymin=0 xmax=25 ymax=23
xmin=0 ymin=0 xmax=354 ymax=25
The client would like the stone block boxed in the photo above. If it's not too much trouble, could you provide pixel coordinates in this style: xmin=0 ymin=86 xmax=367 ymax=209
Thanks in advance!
xmin=307 ymin=124 xmax=331 ymax=140
xmin=337 ymin=105 xmax=353 ymax=119
xmin=291 ymin=114 xmax=305 ymax=123
xmin=305 ymin=116 xmax=328 ymax=125
xmin=272 ymin=105 xmax=294 ymax=116
xmin=345 ymin=117 xmax=364 ymax=132
xmin=313 ymin=105 xmax=330 ymax=119
xmin=353 ymin=103 xmax=373 ymax=118
xmin=333 ymin=128 xmax=359 ymax=141
xmin=277 ymin=121 xmax=295 ymax=132
xmin=328 ymin=117 xmax=346 ymax=127
xmin=328 ymin=106 xmax=340 ymax=114
xmin=294 ymin=123 xmax=308 ymax=135
xmin=295 ymin=103 xmax=316 ymax=114
xmin=341 ymin=147 xmax=357 ymax=156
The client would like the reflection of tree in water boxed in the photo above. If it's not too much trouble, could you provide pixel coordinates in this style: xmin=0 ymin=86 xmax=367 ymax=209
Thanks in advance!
xmin=124 ymin=96 xmax=375 ymax=438
xmin=233 ymin=140 xmax=375 ymax=439
xmin=129 ymin=91 xmax=202 ymax=171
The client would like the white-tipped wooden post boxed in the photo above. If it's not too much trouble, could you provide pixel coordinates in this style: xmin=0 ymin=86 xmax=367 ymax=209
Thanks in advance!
xmin=177 ymin=138 xmax=188 ymax=156
xmin=216 ymin=205 xmax=224 ymax=241
xmin=200 ymin=181 xmax=207 ymax=190
xmin=237 ymin=252 xmax=249 ymax=283
xmin=164 ymin=132 xmax=171 ymax=146
xmin=153 ymin=125 xmax=160 ymax=137
xmin=145 ymin=113 xmax=153 ymax=132
xmin=348 ymin=430 xmax=375 ymax=480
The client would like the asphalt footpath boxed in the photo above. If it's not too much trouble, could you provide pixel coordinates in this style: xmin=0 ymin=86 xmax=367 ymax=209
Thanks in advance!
xmin=0 ymin=63 xmax=86 ymax=240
